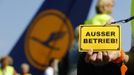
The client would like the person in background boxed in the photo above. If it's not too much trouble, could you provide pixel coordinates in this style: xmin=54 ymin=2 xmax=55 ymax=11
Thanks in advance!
xmin=85 ymin=0 xmax=115 ymax=25
xmin=45 ymin=59 xmax=59 ymax=75
xmin=67 ymin=27 xmax=79 ymax=75
xmin=84 ymin=0 xmax=129 ymax=64
xmin=0 ymin=56 xmax=17 ymax=75
xmin=78 ymin=0 xmax=130 ymax=75
xmin=20 ymin=63 xmax=31 ymax=75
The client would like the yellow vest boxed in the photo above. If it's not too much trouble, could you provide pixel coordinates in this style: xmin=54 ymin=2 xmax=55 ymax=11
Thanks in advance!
xmin=18 ymin=73 xmax=32 ymax=75
xmin=0 ymin=66 xmax=14 ymax=75
xmin=85 ymin=14 xmax=111 ymax=25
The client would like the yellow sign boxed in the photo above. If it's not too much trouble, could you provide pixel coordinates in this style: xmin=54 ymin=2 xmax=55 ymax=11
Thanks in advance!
xmin=79 ymin=25 xmax=121 ymax=52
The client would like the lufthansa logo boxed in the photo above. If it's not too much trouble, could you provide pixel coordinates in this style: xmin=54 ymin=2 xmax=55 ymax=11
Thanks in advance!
xmin=25 ymin=9 xmax=74 ymax=70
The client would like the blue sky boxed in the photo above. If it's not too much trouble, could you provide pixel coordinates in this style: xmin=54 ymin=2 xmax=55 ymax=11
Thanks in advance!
xmin=0 ymin=0 xmax=132 ymax=57
xmin=0 ymin=0 xmax=44 ymax=57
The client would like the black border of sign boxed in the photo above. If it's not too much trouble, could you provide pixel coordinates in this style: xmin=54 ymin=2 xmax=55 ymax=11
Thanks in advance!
xmin=79 ymin=25 xmax=121 ymax=52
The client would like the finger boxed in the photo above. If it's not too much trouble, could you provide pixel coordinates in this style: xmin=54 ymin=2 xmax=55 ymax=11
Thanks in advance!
xmin=103 ymin=51 xmax=109 ymax=62
xmin=112 ymin=51 xmax=120 ymax=60
xmin=103 ymin=51 xmax=108 ymax=56
xmin=85 ymin=54 xmax=89 ymax=63
xmin=124 ymin=55 xmax=129 ymax=63
xmin=97 ymin=51 xmax=103 ymax=61
xmin=107 ymin=51 xmax=113 ymax=62
xmin=90 ymin=53 xmax=97 ymax=62
xmin=88 ymin=48 xmax=93 ymax=56
xmin=113 ymin=51 xmax=120 ymax=60
xmin=117 ymin=51 xmax=120 ymax=58
xmin=85 ymin=49 xmax=93 ymax=63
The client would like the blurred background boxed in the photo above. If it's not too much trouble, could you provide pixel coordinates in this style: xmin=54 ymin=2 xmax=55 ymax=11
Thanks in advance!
xmin=0 ymin=0 xmax=133 ymax=75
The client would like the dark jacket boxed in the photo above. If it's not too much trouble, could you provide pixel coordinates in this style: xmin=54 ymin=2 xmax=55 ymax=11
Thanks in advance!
xmin=77 ymin=47 xmax=134 ymax=75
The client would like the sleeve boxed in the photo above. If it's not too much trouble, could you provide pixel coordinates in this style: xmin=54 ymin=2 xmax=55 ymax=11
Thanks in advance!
xmin=126 ymin=47 xmax=134 ymax=74
xmin=84 ymin=19 xmax=102 ymax=25
xmin=84 ymin=19 xmax=92 ymax=24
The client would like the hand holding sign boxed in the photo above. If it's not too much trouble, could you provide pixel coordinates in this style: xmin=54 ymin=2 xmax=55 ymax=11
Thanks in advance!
xmin=79 ymin=25 xmax=129 ymax=65
xmin=85 ymin=49 xmax=129 ymax=65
